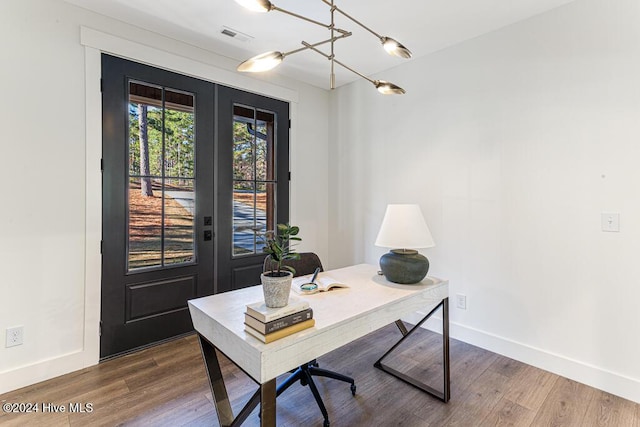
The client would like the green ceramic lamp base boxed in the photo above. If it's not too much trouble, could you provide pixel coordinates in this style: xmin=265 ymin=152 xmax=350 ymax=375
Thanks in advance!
xmin=379 ymin=249 xmax=429 ymax=284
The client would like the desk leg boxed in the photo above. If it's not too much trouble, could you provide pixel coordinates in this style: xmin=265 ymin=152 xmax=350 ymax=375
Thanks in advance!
xmin=374 ymin=298 xmax=451 ymax=403
xmin=259 ymin=379 xmax=276 ymax=426
xmin=197 ymin=334 xmax=264 ymax=426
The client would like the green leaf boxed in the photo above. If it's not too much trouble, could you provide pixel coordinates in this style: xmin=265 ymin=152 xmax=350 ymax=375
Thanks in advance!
xmin=282 ymin=265 xmax=296 ymax=275
xmin=261 ymin=223 xmax=303 ymax=274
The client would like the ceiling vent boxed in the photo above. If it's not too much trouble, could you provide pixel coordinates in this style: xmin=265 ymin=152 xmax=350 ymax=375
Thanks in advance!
xmin=220 ymin=26 xmax=253 ymax=43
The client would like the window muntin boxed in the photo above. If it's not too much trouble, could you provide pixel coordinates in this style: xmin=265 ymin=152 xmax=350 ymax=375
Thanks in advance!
xmin=127 ymin=81 xmax=196 ymax=271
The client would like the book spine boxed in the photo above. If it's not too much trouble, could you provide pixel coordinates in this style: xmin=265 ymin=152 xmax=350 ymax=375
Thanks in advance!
xmin=263 ymin=319 xmax=315 ymax=343
xmin=245 ymin=308 xmax=313 ymax=334
xmin=245 ymin=319 xmax=315 ymax=343
xmin=244 ymin=325 xmax=266 ymax=342
xmin=246 ymin=302 xmax=310 ymax=322
xmin=265 ymin=308 xmax=313 ymax=333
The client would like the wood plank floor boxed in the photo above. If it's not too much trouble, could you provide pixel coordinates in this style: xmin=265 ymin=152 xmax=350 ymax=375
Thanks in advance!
xmin=1 ymin=324 xmax=638 ymax=426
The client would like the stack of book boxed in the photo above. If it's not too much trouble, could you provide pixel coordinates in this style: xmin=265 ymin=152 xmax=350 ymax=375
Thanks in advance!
xmin=244 ymin=296 xmax=315 ymax=343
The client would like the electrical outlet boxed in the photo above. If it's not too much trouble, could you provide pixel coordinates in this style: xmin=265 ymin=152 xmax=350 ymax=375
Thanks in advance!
xmin=601 ymin=213 xmax=620 ymax=232
xmin=6 ymin=326 xmax=23 ymax=348
xmin=456 ymin=294 xmax=467 ymax=310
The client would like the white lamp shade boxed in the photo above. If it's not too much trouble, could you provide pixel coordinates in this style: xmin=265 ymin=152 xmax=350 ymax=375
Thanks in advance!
xmin=237 ymin=51 xmax=284 ymax=72
xmin=374 ymin=204 xmax=435 ymax=249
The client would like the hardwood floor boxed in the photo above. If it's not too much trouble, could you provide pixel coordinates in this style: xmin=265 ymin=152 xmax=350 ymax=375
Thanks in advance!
xmin=1 ymin=325 xmax=638 ymax=426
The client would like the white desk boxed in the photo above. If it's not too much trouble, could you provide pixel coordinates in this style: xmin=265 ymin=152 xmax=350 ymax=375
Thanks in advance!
xmin=188 ymin=263 xmax=449 ymax=427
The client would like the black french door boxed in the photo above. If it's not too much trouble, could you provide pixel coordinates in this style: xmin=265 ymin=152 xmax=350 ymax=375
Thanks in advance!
xmin=215 ymin=85 xmax=290 ymax=293
xmin=101 ymin=55 xmax=290 ymax=358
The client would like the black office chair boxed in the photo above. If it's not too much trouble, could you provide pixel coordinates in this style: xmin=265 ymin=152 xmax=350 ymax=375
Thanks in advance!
xmin=263 ymin=253 xmax=356 ymax=427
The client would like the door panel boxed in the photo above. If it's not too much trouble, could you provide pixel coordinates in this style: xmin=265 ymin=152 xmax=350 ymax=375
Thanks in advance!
xmin=126 ymin=276 xmax=196 ymax=321
xmin=101 ymin=55 xmax=214 ymax=358
xmin=216 ymin=86 xmax=290 ymax=293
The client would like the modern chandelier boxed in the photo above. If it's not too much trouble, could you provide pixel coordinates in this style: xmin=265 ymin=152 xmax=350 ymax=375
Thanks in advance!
xmin=234 ymin=0 xmax=411 ymax=94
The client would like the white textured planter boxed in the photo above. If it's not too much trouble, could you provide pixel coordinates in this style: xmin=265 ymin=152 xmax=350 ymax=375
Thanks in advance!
xmin=261 ymin=272 xmax=293 ymax=308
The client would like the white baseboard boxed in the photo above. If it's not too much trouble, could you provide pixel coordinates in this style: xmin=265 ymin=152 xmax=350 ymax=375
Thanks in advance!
xmin=4 ymin=314 xmax=638 ymax=405
xmin=0 ymin=350 xmax=90 ymax=395
xmin=401 ymin=311 xmax=640 ymax=404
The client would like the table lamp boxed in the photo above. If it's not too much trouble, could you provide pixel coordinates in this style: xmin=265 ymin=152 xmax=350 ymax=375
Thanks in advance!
xmin=374 ymin=204 xmax=435 ymax=284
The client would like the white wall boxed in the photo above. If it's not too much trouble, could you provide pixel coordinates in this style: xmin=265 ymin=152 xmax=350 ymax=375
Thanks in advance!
xmin=3 ymin=0 xmax=639 ymax=405
xmin=0 ymin=0 xmax=329 ymax=393
xmin=329 ymin=0 xmax=640 ymax=403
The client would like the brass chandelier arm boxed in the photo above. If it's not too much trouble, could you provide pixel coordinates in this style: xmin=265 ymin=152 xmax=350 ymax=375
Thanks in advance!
xmin=272 ymin=5 xmax=332 ymax=29
xmin=301 ymin=41 xmax=331 ymax=60
xmin=285 ymin=32 xmax=352 ymax=58
xmin=237 ymin=32 xmax=352 ymax=73
xmin=236 ymin=0 xmax=343 ymax=35
xmin=317 ymin=0 xmax=412 ymax=59
xmin=333 ymin=59 xmax=376 ymax=85
xmin=301 ymin=42 xmax=375 ymax=85
xmin=242 ymin=0 xmax=378 ymax=39
xmin=301 ymin=42 xmax=406 ymax=95
xmin=319 ymin=0 xmax=382 ymax=40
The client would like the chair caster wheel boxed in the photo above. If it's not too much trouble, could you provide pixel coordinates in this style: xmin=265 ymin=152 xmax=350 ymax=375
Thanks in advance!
xmin=323 ymin=420 xmax=330 ymax=427
xmin=350 ymin=383 xmax=356 ymax=396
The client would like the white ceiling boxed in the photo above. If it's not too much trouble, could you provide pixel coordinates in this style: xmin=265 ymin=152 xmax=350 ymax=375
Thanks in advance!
xmin=65 ymin=0 xmax=576 ymax=89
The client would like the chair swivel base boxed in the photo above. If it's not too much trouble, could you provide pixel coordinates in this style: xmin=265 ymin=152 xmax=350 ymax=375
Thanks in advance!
xmin=276 ymin=360 xmax=356 ymax=427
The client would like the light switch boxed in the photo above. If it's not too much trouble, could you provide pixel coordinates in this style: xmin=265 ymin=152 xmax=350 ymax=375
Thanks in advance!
xmin=601 ymin=213 xmax=620 ymax=232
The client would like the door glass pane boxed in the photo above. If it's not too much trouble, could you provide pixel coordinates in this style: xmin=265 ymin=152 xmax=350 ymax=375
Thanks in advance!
xmin=233 ymin=108 xmax=255 ymax=182
xmin=257 ymin=182 xmax=275 ymax=251
xmin=128 ymin=178 xmax=162 ymax=269
xmin=255 ymin=111 xmax=274 ymax=181
xmin=164 ymin=90 xmax=195 ymax=179
xmin=164 ymin=90 xmax=195 ymax=265
xmin=233 ymin=181 xmax=256 ymax=256
xmin=164 ymin=179 xmax=195 ymax=265
xmin=232 ymin=105 xmax=277 ymax=257
xmin=128 ymin=82 xmax=196 ymax=271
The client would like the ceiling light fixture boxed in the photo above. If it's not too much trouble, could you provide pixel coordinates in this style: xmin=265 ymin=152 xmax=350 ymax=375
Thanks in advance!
xmin=234 ymin=0 xmax=411 ymax=94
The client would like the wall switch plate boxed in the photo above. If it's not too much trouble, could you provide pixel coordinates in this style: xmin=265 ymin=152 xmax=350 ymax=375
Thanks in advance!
xmin=456 ymin=294 xmax=467 ymax=310
xmin=601 ymin=213 xmax=620 ymax=232
xmin=6 ymin=326 xmax=23 ymax=347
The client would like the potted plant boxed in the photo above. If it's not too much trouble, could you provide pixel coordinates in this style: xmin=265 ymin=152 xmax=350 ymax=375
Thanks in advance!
xmin=261 ymin=223 xmax=301 ymax=307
